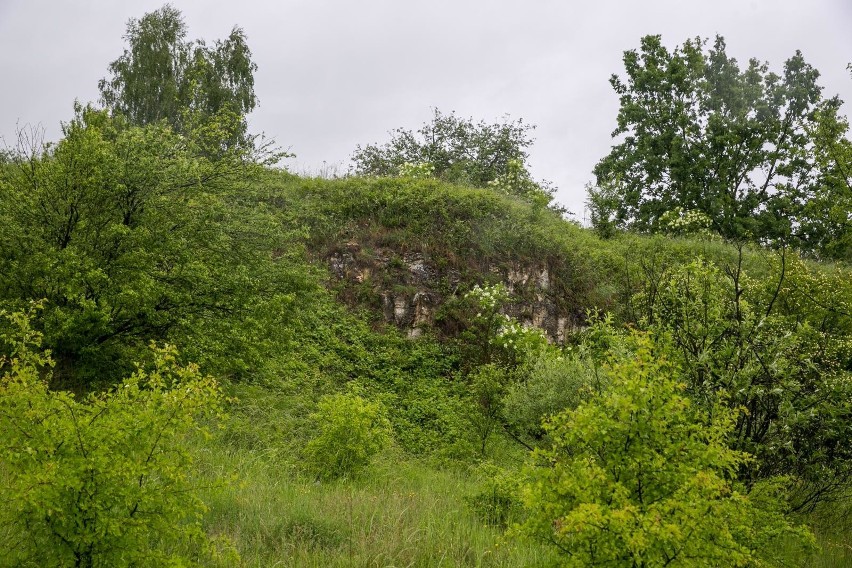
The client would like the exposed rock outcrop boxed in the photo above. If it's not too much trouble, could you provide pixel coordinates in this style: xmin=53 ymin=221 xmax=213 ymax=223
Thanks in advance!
xmin=327 ymin=240 xmax=580 ymax=342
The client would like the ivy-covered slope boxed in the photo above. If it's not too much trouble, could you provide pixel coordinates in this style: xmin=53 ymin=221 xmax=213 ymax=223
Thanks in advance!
xmin=261 ymin=171 xmax=852 ymax=345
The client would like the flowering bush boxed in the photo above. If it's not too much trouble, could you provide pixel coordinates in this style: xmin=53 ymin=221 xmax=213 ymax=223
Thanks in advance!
xmin=397 ymin=161 xmax=435 ymax=179
xmin=659 ymin=206 xmax=713 ymax=237
xmin=465 ymin=283 xmax=509 ymax=314
xmin=463 ymin=283 xmax=548 ymax=363
xmin=492 ymin=313 xmax=548 ymax=354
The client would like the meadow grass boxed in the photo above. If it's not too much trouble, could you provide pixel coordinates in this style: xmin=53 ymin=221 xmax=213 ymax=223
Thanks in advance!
xmin=194 ymin=441 xmax=554 ymax=567
xmin=789 ymin=499 xmax=852 ymax=568
xmin=189 ymin=422 xmax=852 ymax=568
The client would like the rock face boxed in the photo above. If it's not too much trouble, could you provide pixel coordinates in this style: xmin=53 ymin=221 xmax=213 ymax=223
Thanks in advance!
xmin=327 ymin=241 xmax=580 ymax=342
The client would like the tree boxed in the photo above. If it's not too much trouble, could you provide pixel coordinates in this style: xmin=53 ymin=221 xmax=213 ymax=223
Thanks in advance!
xmin=798 ymin=98 xmax=852 ymax=260
xmin=643 ymin=255 xmax=852 ymax=510
xmin=351 ymin=109 xmax=554 ymax=203
xmin=98 ymin=4 xmax=258 ymax=148
xmin=466 ymin=363 xmax=509 ymax=456
xmin=0 ymin=305 xmax=236 ymax=567
xmin=590 ymin=35 xmax=838 ymax=250
xmin=0 ymin=105 xmax=294 ymax=388
xmin=517 ymin=333 xmax=814 ymax=567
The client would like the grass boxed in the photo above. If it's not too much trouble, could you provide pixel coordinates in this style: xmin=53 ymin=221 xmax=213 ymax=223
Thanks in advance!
xmin=194 ymin=441 xmax=554 ymax=567
xmin=187 ymin=375 xmax=852 ymax=568
xmin=192 ymin=442 xmax=852 ymax=567
xmin=791 ymin=497 xmax=852 ymax=567
xmin=188 ymin=384 xmax=852 ymax=568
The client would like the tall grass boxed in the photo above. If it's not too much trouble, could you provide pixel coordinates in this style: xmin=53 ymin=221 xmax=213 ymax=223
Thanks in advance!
xmin=189 ymin=429 xmax=852 ymax=567
xmin=192 ymin=436 xmax=852 ymax=567
xmin=193 ymin=441 xmax=553 ymax=567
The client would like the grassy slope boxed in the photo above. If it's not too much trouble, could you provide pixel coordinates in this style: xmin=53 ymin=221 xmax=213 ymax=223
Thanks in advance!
xmin=187 ymin=172 xmax=851 ymax=566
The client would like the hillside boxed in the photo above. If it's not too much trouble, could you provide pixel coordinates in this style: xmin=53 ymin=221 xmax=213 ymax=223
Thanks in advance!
xmin=247 ymin=173 xmax=852 ymax=564
xmin=3 ymin=154 xmax=852 ymax=565
xmin=3 ymin=5 xmax=852 ymax=564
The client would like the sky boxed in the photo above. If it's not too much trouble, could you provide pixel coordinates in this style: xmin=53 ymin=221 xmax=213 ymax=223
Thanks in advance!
xmin=1 ymin=0 xmax=850 ymax=217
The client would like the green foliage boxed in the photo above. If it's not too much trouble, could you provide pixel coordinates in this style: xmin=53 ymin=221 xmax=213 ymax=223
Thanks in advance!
xmin=466 ymin=364 xmax=509 ymax=456
xmin=517 ymin=333 xmax=815 ymax=567
xmin=592 ymin=34 xmax=842 ymax=252
xmin=304 ymin=391 xmax=392 ymax=480
xmin=657 ymin=207 xmax=714 ymax=238
xmin=642 ymin=254 xmax=852 ymax=508
xmin=466 ymin=463 xmax=523 ymax=528
xmin=201 ymin=450 xmax=555 ymax=566
xmin=278 ymin=174 xmax=592 ymax=305
xmin=7 ymin=17 xmax=852 ymax=562
xmin=487 ymin=158 xmax=555 ymax=206
xmin=460 ymin=283 xmax=551 ymax=368
xmin=98 ymin=4 xmax=259 ymax=149
xmin=491 ymin=314 xmax=550 ymax=359
xmin=210 ymin=276 xmax=469 ymax=462
xmin=459 ymin=283 xmax=512 ymax=365
xmin=799 ymin=98 xmax=852 ymax=261
xmin=0 ymin=306 xmax=235 ymax=567
xmin=585 ymin=179 xmax=620 ymax=239
xmin=397 ymin=160 xmax=435 ymax=179
xmin=263 ymin=170 xmax=852 ymax=520
xmin=0 ymin=105 xmax=295 ymax=387
xmin=503 ymin=349 xmax=606 ymax=441
xmin=351 ymin=108 xmax=554 ymax=205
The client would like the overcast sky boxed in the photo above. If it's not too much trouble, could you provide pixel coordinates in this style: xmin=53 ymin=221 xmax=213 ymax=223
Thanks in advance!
xmin=1 ymin=0 xmax=850 ymax=216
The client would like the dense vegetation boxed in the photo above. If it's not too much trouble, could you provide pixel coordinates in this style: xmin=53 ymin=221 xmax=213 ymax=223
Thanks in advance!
xmin=589 ymin=35 xmax=852 ymax=260
xmin=1 ymin=6 xmax=851 ymax=567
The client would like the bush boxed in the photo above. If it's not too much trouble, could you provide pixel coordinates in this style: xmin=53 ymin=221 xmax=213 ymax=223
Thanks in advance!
xmin=503 ymin=350 xmax=605 ymax=440
xmin=466 ymin=364 xmax=509 ymax=456
xmin=466 ymin=463 xmax=523 ymax=528
xmin=304 ymin=391 xmax=392 ymax=480
xmin=516 ymin=332 xmax=815 ymax=567
xmin=0 ymin=306 xmax=235 ymax=567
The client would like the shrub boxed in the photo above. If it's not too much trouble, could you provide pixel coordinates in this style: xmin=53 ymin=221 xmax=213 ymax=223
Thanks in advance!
xmin=466 ymin=463 xmax=523 ymax=528
xmin=516 ymin=332 xmax=815 ymax=567
xmin=466 ymin=364 xmax=509 ymax=456
xmin=461 ymin=283 xmax=550 ymax=367
xmin=0 ymin=306 xmax=235 ymax=567
xmin=503 ymin=350 xmax=605 ymax=440
xmin=304 ymin=391 xmax=392 ymax=480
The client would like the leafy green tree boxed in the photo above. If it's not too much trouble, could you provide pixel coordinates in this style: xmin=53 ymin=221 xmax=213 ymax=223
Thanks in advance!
xmin=98 ymin=4 xmax=258 ymax=148
xmin=517 ymin=333 xmax=814 ymax=566
xmin=640 ymin=254 xmax=852 ymax=510
xmin=591 ymin=35 xmax=837 ymax=249
xmin=798 ymin=98 xmax=852 ymax=260
xmin=0 ymin=306 xmax=236 ymax=567
xmin=351 ymin=108 xmax=554 ymax=202
xmin=0 ymin=105 xmax=293 ymax=387
xmin=466 ymin=363 xmax=509 ymax=456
